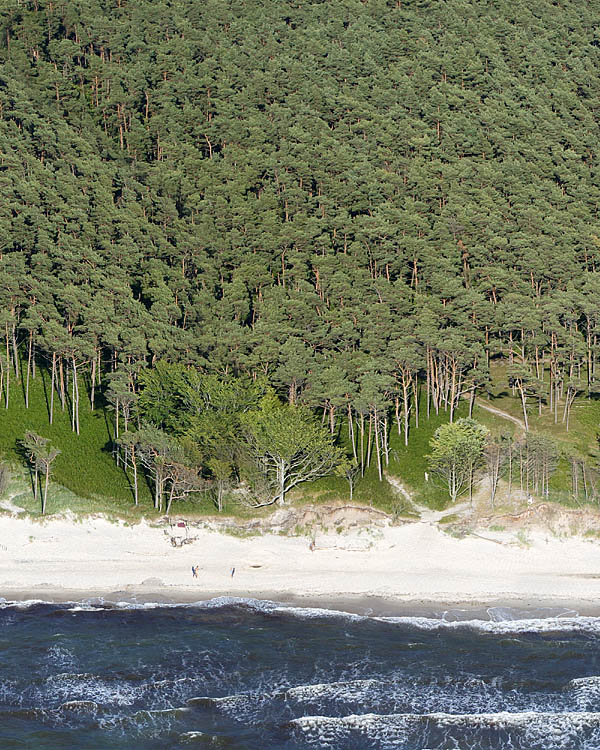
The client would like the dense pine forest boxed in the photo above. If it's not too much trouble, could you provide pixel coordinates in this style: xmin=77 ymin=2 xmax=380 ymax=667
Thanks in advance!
xmin=2 ymin=0 xmax=600 ymax=515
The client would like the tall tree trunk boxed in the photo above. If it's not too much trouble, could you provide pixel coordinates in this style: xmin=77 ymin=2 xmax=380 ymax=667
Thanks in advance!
xmin=414 ymin=375 xmax=419 ymax=428
xmin=71 ymin=362 xmax=75 ymax=431
xmin=432 ymin=354 xmax=440 ymax=414
xmin=3 ymin=353 xmax=8 ymax=409
xmin=59 ymin=358 xmax=65 ymax=410
xmin=374 ymin=409 xmax=383 ymax=482
xmin=3 ymin=326 xmax=9 ymax=409
xmin=450 ymin=465 xmax=457 ymax=503
xmin=359 ymin=413 xmax=365 ymax=476
xmin=5 ymin=325 xmax=10 ymax=388
xmin=90 ymin=353 xmax=96 ymax=410
xmin=131 ymin=448 xmax=138 ymax=506
xmin=114 ymin=399 xmax=120 ymax=466
xmin=166 ymin=484 xmax=175 ymax=515
xmin=402 ymin=375 xmax=410 ymax=446
xmin=563 ymin=388 xmax=571 ymax=429
xmin=449 ymin=361 xmax=457 ymax=423
xmin=154 ymin=468 xmax=163 ymax=511
xmin=374 ymin=410 xmax=382 ymax=483
xmin=587 ymin=322 xmax=593 ymax=394
xmin=11 ymin=324 xmax=18 ymax=378
xmin=71 ymin=358 xmax=76 ymax=432
xmin=72 ymin=357 xmax=80 ymax=434
xmin=348 ymin=403 xmax=357 ymax=461
xmin=382 ymin=415 xmax=389 ymax=466
xmin=25 ymin=331 xmax=32 ymax=408
xmin=50 ymin=352 xmax=56 ymax=424
xmin=518 ymin=385 xmax=529 ymax=431
xmin=42 ymin=470 xmax=49 ymax=515
xmin=278 ymin=459 xmax=286 ymax=504
xmin=426 ymin=350 xmax=431 ymax=419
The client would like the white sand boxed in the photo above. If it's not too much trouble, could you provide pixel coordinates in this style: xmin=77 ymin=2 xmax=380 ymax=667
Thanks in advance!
xmin=1 ymin=513 xmax=600 ymax=611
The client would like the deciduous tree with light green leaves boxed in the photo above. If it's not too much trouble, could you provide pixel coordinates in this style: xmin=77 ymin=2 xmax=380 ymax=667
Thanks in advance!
xmin=427 ymin=418 xmax=488 ymax=504
xmin=21 ymin=431 xmax=60 ymax=515
xmin=242 ymin=394 xmax=347 ymax=507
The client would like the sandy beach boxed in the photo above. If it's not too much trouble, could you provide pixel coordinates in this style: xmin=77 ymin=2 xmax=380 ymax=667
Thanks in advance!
xmin=2 ymin=512 xmax=600 ymax=614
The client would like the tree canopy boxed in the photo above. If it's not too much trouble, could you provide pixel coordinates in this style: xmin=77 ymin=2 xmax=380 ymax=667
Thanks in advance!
xmin=1 ymin=0 xmax=600 ymax=510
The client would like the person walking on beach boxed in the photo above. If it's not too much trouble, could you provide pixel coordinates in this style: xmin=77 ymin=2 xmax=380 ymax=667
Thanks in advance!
xmin=230 ymin=567 xmax=235 ymax=578
xmin=192 ymin=565 xmax=198 ymax=578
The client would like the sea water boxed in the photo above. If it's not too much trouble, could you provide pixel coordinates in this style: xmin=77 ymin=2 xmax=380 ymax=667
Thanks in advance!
xmin=1 ymin=598 xmax=600 ymax=748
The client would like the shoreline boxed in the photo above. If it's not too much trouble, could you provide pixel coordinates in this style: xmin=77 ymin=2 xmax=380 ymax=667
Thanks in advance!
xmin=2 ymin=511 xmax=600 ymax=618
xmin=1 ymin=586 xmax=599 ymax=619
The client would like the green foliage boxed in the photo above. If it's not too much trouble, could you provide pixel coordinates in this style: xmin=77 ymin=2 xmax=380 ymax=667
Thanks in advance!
xmin=427 ymin=418 xmax=488 ymax=503
xmin=2 ymin=0 xmax=600 ymax=518
xmin=138 ymin=363 xmax=192 ymax=433
xmin=242 ymin=394 xmax=347 ymax=506
xmin=0 ymin=363 xmax=145 ymax=504
xmin=388 ymin=400 xmax=468 ymax=509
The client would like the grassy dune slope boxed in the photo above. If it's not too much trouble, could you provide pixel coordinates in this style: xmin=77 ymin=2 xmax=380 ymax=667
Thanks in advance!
xmin=1 ymin=361 xmax=599 ymax=518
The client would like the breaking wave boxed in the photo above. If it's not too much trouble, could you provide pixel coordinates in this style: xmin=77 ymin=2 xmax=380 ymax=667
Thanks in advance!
xmin=290 ymin=711 xmax=600 ymax=749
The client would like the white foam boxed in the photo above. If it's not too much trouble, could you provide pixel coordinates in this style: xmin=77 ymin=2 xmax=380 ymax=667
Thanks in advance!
xmin=188 ymin=672 xmax=528 ymax=723
xmin=178 ymin=598 xmax=600 ymax=637
xmin=293 ymin=710 xmax=600 ymax=729
xmin=66 ymin=605 xmax=103 ymax=612
xmin=568 ymin=677 xmax=600 ymax=710
xmin=138 ymin=598 xmax=600 ymax=636
xmin=0 ymin=598 xmax=53 ymax=609
xmin=97 ymin=705 xmax=189 ymax=735
xmin=374 ymin=614 xmax=600 ymax=635
xmin=108 ymin=596 xmax=279 ymax=612
xmin=188 ymin=690 xmax=278 ymax=724
xmin=271 ymin=604 xmax=364 ymax=621
xmin=45 ymin=672 xmax=139 ymax=707
xmin=286 ymin=679 xmax=384 ymax=701
xmin=292 ymin=710 xmax=600 ymax=748
xmin=4 ymin=595 xmax=600 ymax=641
xmin=45 ymin=645 xmax=76 ymax=671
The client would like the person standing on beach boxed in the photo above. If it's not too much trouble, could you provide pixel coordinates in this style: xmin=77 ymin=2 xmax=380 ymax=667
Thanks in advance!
xmin=192 ymin=565 xmax=198 ymax=578
xmin=230 ymin=567 xmax=235 ymax=578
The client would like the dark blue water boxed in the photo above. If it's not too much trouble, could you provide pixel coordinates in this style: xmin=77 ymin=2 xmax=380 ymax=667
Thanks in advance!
xmin=2 ymin=598 xmax=600 ymax=749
